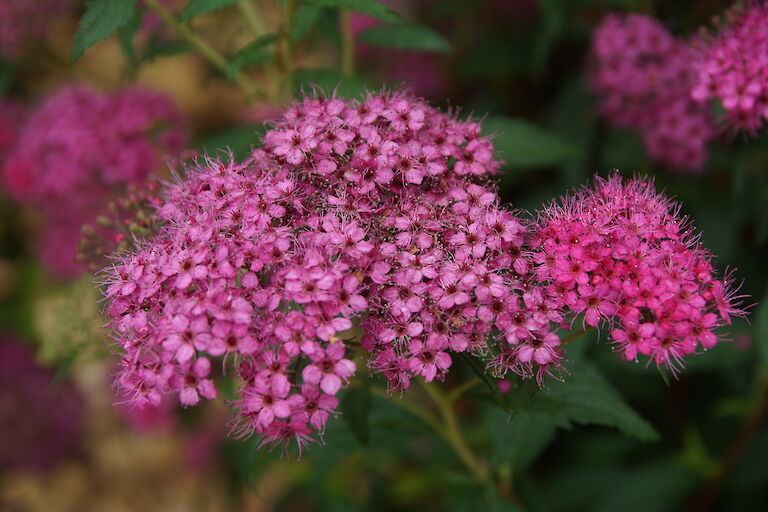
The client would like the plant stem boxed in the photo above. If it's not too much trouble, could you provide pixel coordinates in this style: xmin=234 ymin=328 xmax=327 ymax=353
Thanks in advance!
xmin=143 ymin=0 xmax=265 ymax=99
xmin=237 ymin=0 xmax=266 ymax=36
xmin=340 ymin=9 xmax=354 ymax=75
xmin=420 ymin=380 xmax=489 ymax=483
xmin=448 ymin=377 xmax=481 ymax=402
xmin=373 ymin=382 xmax=489 ymax=483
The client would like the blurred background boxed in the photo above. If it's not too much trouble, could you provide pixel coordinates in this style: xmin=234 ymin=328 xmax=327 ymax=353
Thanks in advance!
xmin=1 ymin=0 xmax=767 ymax=511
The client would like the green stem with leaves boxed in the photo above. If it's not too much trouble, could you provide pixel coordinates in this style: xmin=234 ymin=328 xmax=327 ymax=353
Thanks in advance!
xmin=143 ymin=0 xmax=265 ymax=99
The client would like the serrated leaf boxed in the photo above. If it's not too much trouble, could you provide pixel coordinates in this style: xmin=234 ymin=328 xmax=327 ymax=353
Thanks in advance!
xmin=341 ymin=381 xmax=372 ymax=444
xmin=482 ymin=116 xmax=581 ymax=168
xmin=227 ymin=34 xmax=278 ymax=77
xmin=529 ymin=360 xmax=659 ymax=441
xmin=179 ymin=0 xmax=239 ymax=22
xmin=358 ymin=24 xmax=451 ymax=53
xmin=305 ymin=0 xmax=402 ymax=23
xmin=71 ymin=0 xmax=139 ymax=62
xmin=293 ymin=68 xmax=367 ymax=99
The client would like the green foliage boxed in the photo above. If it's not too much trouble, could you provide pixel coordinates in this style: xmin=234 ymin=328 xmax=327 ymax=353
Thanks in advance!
xmin=482 ymin=116 xmax=581 ymax=169
xmin=490 ymin=410 xmax=556 ymax=472
xmin=71 ymin=0 xmax=139 ymax=61
xmin=228 ymin=34 xmax=278 ymax=77
xmin=293 ymin=68 xmax=367 ymax=98
xmin=341 ymin=380 xmax=372 ymax=444
xmin=754 ymin=284 xmax=768 ymax=370
xmin=117 ymin=7 xmax=144 ymax=66
xmin=358 ymin=24 xmax=451 ymax=53
xmin=179 ymin=0 xmax=239 ymax=22
xmin=527 ymin=360 xmax=660 ymax=441
xmin=0 ymin=60 xmax=14 ymax=94
xmin=196 ymin=124 xmax=267 ymax=160
xmin=292 ymin=4 xmax=324 ymax=42
xmin=305 ymin=0 xmax=402 ymax=23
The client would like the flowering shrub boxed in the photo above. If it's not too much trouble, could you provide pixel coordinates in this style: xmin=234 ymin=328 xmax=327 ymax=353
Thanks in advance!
xmin=2 ymin=85 xmax=185 ymax=277
xmin=2 ymin=1 xmax=765 ymax=509
xmin=101 ymin=91 xmax=744 ymax=453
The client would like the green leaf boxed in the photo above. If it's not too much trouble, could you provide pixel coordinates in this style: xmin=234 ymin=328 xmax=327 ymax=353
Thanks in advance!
xmin=358 ymin=24 xmax=451 ymax=53
xmin=196 ymin=124 xmax=266 ymax=160
xmin=305 ymin=0 xmax=402 ymax=23
xmin=595 ymin=462 xmax=695 ymax=512
xmin=482 ymin=116 xmax=581 ymax=168
xmin=228 ymin=34 xmax=278 ymax=77
xmin=529 ymin=360 xmax=659 ymax=441
xmin=117 ymin=7 xmax=144 ymax=65
xmin=143 ymin=38 xmax=192 ymax=61
xmin=0 ymin=60 xmax=14 ymax=95
xmin=179 ymin=0 xmax=239 ymax=22
xmin=341 ymin=381 xmax=372 ymax=444
xmin=71 ymin=0 xmax=139 ymax=62
xmin=292 ymin=4 xmax=323 ymax=43
xmin=491 ymin=410 xmax=556 ymax=471
xmin=754 ymin=285 xmax=768 ymax=370
xmin=293 ymin=68 xmax=367 ymax=98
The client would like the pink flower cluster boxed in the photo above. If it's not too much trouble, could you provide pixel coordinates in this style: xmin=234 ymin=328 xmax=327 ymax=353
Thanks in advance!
xmin=589 ymin=14 xmax=715 ymax=172
xmin=691 ymin=3 xmax=768 ymax=132
xmin=102 ymin=91 xmax=566 ymax=452
xmin=0 ymin=0 xmax=72 ymax=58
xmin=532 ymin=175 xmax=744 ymax=371
xmin=101 ymin=91 xmax=744 ymax=453
xmin=2 ymin=85 xmax=185 ymax=277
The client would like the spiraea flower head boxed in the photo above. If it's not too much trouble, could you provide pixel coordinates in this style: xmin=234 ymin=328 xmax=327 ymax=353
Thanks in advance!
xmin=532 ymin=174 xmax=746 ymax=372
xmin=589 ymin=14 xmax=715 ymax=172
xmin=691 ymin=3 xmax=768 ymax=132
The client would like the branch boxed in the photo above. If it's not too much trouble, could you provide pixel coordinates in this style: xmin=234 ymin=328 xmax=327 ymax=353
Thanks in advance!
xmin=143 ymin=0 xmax=266 ymax=99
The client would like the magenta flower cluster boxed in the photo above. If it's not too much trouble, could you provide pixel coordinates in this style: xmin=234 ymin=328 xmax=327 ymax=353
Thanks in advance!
xmin=101 ymin=91 xmax=742 ymax=453
xmin=691 ymin=3 xmax=768 ymax=132
xmin=589 ymin=14 xmax=715 ymax=172
xmin=0 ymin=0 xmax=72 ymax=58
xmin=2 ymin=85 xmax=185 ymax=277
xmin=532 ymin=175 xmax=744 ymax=372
